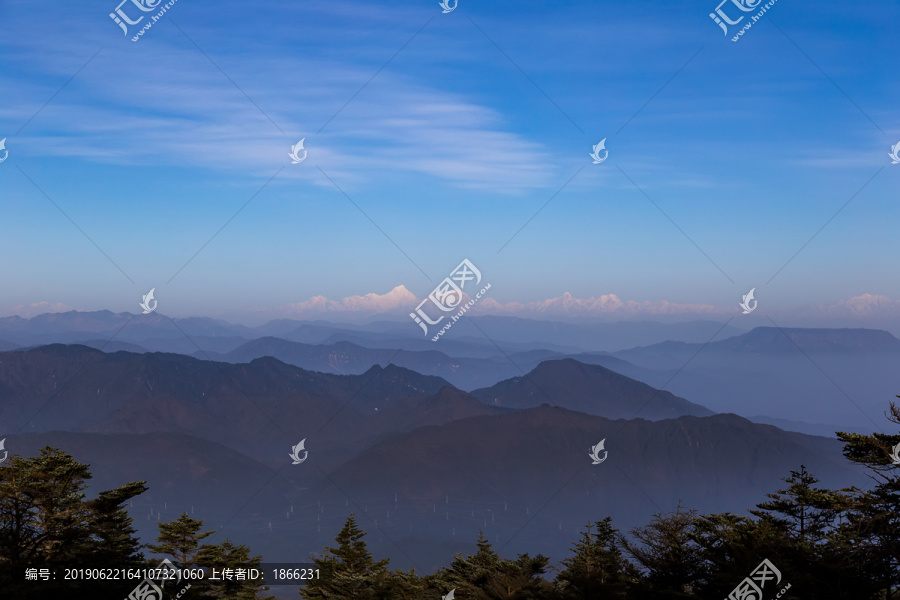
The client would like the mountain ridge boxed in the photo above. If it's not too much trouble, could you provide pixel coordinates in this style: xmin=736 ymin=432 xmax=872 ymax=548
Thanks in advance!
xmin=471 ymin=358 xmax=713 ymax=420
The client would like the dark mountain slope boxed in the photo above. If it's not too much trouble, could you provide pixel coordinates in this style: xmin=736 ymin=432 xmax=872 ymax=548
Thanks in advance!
xmin=471 ymin=358 xmax=713 ymax=419
xmin=616 ymin=327 xmax=900 ymax=367
xmin=0 ymin=345 xmax=456 ymax=466
xmin=317 ymin=406 xmax=863 ymax=567
xmin=609 ymin=327 xmax=900 ymax=428
xmin=205 ymin=337 xmax=518 ymax=390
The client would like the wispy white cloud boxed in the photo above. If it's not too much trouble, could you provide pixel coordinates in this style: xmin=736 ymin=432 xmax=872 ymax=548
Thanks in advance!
xmin=3 ymin=32 xmax=558 ymax=193
xmin=243 ymin=287 xmax=900 ymax=325
xmin=473 ymin=292 xmax=725 ymax=319
xmin=245 ymin=285 xmax=417 ymax=320
xmin=243 ymin=286 xmax=726 ymax=321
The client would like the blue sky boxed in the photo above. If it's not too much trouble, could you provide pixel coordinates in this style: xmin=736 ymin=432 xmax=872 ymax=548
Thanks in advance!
xmin=0 ymin=0 xmax=897 ymax=322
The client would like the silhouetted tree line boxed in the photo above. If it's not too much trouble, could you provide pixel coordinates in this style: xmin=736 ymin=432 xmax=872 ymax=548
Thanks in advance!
xmin=1 ymin=399 xmax=899 ymax=599
xmin=0 ymin=447 xmax=273 ymax=599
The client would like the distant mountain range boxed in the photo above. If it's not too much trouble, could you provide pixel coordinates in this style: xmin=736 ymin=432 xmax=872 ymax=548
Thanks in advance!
xmin=0 ymin=344 xmax=870 ymax=572
xmin=604 ymin=327 xmax=900 ymax=431
xmin=1 ymin=312 xmax=897 ymax=434
xmin=0 ymin=313 xmax=894 ymax=573
xmin=0 ymin=346 xmax=706 ymax=446
xmin=195 ymin=337 xmax=519 ymax=390
xmin=27 ymin=287 xmax=895 ymax=326
xmin=615 ymin=326 xmax=900 ymax=359
xmin=4 ymin=311 xmax=895 ymax=358
xmin=0 ymin=310 xmax=745 ymax=354
xmin=200 ymin=329 xmax=900 ymax=435
xmin=470 ymin=358 xmax=713 ymax=420
xmin=0 ymin=344 xmax=462 ymax=468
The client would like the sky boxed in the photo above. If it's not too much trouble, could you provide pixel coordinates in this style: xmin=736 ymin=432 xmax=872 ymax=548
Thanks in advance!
xmin=0 ymin=0 xmax=898 ymax=323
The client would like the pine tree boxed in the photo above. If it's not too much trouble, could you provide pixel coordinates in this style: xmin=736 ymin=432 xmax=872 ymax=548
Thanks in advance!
xmin=428 ymin=531 xmax=552 ymax=599
xmin=837 ymin=398 xmax=900 ymax=599
xmin=623 ymin=502 xmax=702 ymax=599
xmin=79 ymin=480 xmax=148 ymax=567
xmin=747 ymin=465 xmax=857 ymax=599
xmin=198 ymin=539 xmax=275 ymax=599
xmin=750 ymin=465 xmax=846 ymax=545
xmin=428 ymin=531 xmax=500 ymax=599
xmin=556 ymin=518 xmax=636 ymax=599
xmin=690 ymin=513 xmax=786 ymax=598
xmin=379 ymin=567 xmax=426 ymax=600
xmin=487 ymin=552 xmax=552 ymax=599
xmin=1 ymin=447 xmax=93 ymax=568
xmin=0 ymin=447 xmax=147 ymax=599
xmin=301 ymin=513 xmax=390 ymax=600
xmin=148 ymin=512 xmax=216 ymax=600
xmin=148 ymin=512 xmax=216 ymax=568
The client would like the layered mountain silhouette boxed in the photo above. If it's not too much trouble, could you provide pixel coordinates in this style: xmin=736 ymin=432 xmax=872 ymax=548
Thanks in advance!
xmin=471 ymin=358 xmax=713 ymax=420
xmin=0 ymin=343 xmax=873 ymax=572
xmin=462 ymin=316 xmax=746 ymax=352
xmin=0 ymin=348 xmax=710 ymax=443
xmin=3 ymin=317 xmax=895 ymax=434
xmin=0 ymin=310 xmax=252 ymax=344
xmin=0 ymin=310 xmax=747 ymax=355
xmin=614 ymin=327 xmax=900 ymax=364
xmin=607 ymin=327 xmax=900 ymax=430
xmin=324 ymin=405 xmax=858 ymax=519
xmin=201 ymin=337 xmax=518 ymax=390
xmin=0 ymin=345 xmax=455 ymax=467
